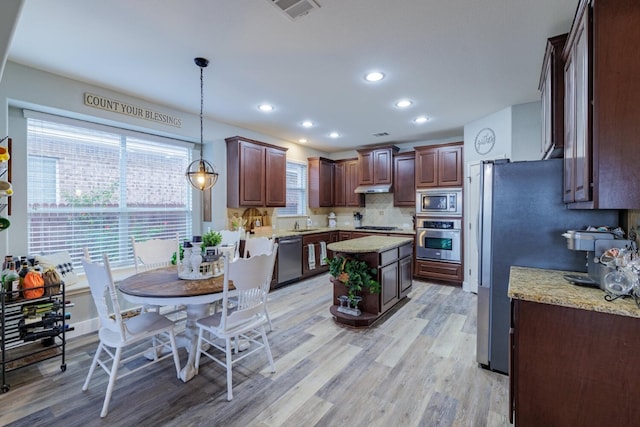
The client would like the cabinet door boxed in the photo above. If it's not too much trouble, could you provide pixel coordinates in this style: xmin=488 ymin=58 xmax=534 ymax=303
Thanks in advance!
xmin=308 ymin=157 xmax=334 ymax=208
xmin=541 ymin=59 xmax=553 ymax=159
xmin=563 ymin=46 xmax=576 ymax=203
xmin=345 ymin=160 xmax=364 ymax=207
xmin=240 ymin=141 xmax=265 ymax=206
xmin=573 ymin=9 xmax=590 ymax=203
xmin=358 ymin=150 xmax=374 ymax=185
xmin=393 ymin=153 xmax=415 ymax=206
xmin=438 ymin=146 xmax=463 ymax=186
xmin=333 ymin=161 xmax=346 ymax=206
xmin=399 ymin=255 xmax=412 ymax=297
xmin=265 ymin=146 xmax=287 ymax=207
xmin=373 ymin=148 xmax=392 ymax=185
xmin=380 ymin=261 xmax=399 ymax=312
xmin=415 ymin=147 xmax=437 ymax=187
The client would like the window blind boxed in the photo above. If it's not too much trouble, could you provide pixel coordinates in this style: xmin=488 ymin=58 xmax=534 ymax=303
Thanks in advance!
xmin=278 ymin=161 xmax=307 ymax=216
xmin=27 ymin=116 xmax=193 ymax=271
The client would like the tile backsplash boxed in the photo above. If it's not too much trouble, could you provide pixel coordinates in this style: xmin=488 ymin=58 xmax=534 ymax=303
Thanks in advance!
xmin=226 ymin=193 xmax=415 ymax=231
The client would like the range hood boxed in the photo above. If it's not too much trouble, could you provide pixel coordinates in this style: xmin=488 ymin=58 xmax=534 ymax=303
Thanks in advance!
xmin=354 ymin=184 xmax=392 ymax=194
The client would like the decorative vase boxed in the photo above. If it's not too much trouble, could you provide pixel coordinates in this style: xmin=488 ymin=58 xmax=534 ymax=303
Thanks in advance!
xmin=336 ymin=294 xmax=362 ymax=316
xmin=181 ymin=246 xmax=192 ymax=274
xmin=190 ymin=252 xmax=203 ymax=276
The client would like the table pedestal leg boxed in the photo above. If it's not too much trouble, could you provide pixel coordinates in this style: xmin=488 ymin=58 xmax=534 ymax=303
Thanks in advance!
xmin=179 ymin=303 xmax=208 ymax=382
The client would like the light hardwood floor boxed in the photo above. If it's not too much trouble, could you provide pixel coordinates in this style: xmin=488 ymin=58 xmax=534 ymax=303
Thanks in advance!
xmin=0 ymin=274 xmax=510 ymax=427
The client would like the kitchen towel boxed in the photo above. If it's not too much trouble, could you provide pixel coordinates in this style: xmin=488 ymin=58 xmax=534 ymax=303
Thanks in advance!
xmin=319 ymin=241 xmax=327 ymax=266
xmin=308 ymin=243 xmax=316 ymax=270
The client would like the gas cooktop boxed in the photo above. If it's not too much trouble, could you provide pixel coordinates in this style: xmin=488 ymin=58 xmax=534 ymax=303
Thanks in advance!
xmin=355 ymin=226 xmax=398 ymax=231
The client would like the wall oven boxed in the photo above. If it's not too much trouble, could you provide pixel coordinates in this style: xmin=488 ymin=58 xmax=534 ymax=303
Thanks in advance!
xmin=416 ymin=219 xmax=462 ymax=263
xmin=416 ymin=188 xmax=462 ymax=217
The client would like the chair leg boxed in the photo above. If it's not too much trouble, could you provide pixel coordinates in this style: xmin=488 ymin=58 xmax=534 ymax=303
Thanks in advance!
xmin=261 ymin=326 xmax=276 ymax=373
xmin=101 ymin=346 xmax=123 ymax=418
xmin=168 ymin=330 xmax=181 ymax=379
xmin=265 ymin=309 xmax=273 ymax=332
xmin=225 ymin=337 xmax=233 ymax=401
xmin=82 ymin=342 xmax=104 ymax=391
xmin=194 ymin=327 xmax=204 ymax=374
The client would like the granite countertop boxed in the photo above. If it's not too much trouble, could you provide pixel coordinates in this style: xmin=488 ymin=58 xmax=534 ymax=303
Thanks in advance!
xmin=251 ymin=226 xmax=415 ymax=239
xmin=508 ymin=266 xmax=640 ymax=319
xmin=326 ymin=235 xmax=413 ymax=254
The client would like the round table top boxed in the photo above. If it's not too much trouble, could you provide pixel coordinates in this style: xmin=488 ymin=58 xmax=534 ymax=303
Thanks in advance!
xmin=118 ymin=266 xmax=230 ymax=298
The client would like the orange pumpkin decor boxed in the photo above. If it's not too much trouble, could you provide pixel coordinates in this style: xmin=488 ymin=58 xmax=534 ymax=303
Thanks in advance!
xmin=22 ymin=271 xmax=45 ymax=299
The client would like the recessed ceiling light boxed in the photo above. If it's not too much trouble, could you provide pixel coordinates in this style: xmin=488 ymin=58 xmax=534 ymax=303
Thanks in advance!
xmin=329 ymin=132 xmax=340 ymax=138
xmin=365 ymin=71 xmax=385 ymax=82
xmin=258 ymin=103 xmax=274 ymax=112
xmin=298 ymin=138 xmax=307 ymax=143
xmin=395 ymin=99 xmax=412 ymax=108
xmin=413 ymin=116 xmax=429 ymax=124
xmin=301 ymin=120 xmax=314 ymax=128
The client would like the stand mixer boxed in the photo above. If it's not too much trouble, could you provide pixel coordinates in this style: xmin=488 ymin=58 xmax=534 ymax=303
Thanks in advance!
xmin=562 ymin=230 xmax=633 ymax=289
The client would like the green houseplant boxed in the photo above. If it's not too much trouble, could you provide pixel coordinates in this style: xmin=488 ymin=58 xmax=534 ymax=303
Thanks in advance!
xmin=201 ymin=230 xmax=222 ymax=250
xmin=324 ymin=255 xmax=381 ymax=308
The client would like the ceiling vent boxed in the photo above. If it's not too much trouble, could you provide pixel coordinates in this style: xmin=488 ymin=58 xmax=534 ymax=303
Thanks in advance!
xmin=268 ymin=0 xmax=321 ymax=21
xmin=373 ymin=132 xmax=390 ymax=137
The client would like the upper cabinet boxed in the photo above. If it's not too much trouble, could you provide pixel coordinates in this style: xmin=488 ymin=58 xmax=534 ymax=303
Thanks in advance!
xmin=357 ymin=146 xmax=398 ymax=186
xmin=414 ymin=142 xmax=463 ymax=188
xmin=310 ymin=157 xmax=364 ymax=208
xmin=539 ymin=33 xmax=567 ymax=160
xmin=308 ymin=157 xmax=334 ymax=208
xmin=563 ymin=0 xmax=640 ymax=208
xmin=226 ymin=136 xmax=288 ymax=208
xmin=393 ymin=152 xmax=415 ymax=207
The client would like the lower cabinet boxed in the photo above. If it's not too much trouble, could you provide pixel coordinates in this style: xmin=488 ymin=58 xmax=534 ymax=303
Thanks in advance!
xmin=511 ymin=299 xmax=640 ymax=425
xmin=415 ymin=259 xmax=462 ymax=283
xmin=301 ymin=232 xmax=330 ymax=278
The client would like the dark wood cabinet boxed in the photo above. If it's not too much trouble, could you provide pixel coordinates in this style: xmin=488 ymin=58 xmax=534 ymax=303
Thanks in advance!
xmin=225 ymin=136 xmax=287 ymax=208
xmin=414 ymin=142 xmax=463 ymax=188
xmin=539 ymin=34 xmax=567 ymax=160
xmin=393 ymin=152 xmax=415 ymax=206
xmin=563 ymin=0 xmax=640 ymax=208
xmin=308 ymin=157 xmax=334 ymax=208
xmin=414 ymin=259 xmax=462 ymax=284
xmin=301 ymin=232 xmax=331 ymax=278
xmin=357 ymin=146 xmax=397 ymax=186
xmin=511 ymin=299 xmax=640 ymax=425
xmin=334 ymin=158 xmax=364 ymax=208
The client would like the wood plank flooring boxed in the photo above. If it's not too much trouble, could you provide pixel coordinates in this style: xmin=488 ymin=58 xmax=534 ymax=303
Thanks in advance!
xmin=0 ymin=274 xmax=510 ymax=427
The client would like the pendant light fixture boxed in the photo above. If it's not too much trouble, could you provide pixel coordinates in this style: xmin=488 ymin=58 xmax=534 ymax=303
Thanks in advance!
xmin=186 ymin=57 xmax=218 ymax=191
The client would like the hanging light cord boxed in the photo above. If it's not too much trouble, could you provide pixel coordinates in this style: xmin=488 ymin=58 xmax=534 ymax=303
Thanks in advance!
xmin=199 ymin=63 xmax=204 ymax=159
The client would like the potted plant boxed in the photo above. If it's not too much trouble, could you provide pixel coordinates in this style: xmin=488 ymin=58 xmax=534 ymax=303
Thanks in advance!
xmin=201 ymin=230 xmax=222 ymax=260
xmin=324 ymin=255 xmax=381 ymax=315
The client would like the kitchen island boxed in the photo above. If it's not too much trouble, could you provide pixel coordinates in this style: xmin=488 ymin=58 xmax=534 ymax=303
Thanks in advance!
xmin=508 ymin=266 xmax=640 ymax=426
xmin=327 ymin=236 xmax=413 ymax=327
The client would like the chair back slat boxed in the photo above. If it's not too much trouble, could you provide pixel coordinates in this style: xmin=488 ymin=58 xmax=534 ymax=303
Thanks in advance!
xmin=132 ymin=233 xmax=179 ymax=272
xmin=82 ymin=254 xmax=126 ymax=339
xmin=243 ymin=235 xmax=275 ymax=258
xmin=220 ymin=246 xmax=277 ymax=332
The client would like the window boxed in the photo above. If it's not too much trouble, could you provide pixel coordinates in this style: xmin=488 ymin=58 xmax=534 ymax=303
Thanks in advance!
xmin=26 ymin=113 xmax=193 ymax=271
xmin=278 ymin=161 xmax=307 ymax=216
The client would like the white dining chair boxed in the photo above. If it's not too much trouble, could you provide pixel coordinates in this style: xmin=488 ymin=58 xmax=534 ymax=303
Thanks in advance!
xmin=131 ymin=234 xmax=185 ymax=318
xmin=81 ymin=254 xmax=181 ymax=418
xmin=243 ymin=236 xmax=277 ymax=331
xmin=194 ymin=248 xmax=278 ymax=401
xmin=219 ymin=229 xmax=241 ymax=261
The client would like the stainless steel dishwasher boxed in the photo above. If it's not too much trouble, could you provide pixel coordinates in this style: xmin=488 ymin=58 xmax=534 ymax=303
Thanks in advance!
xmin=277 ymin=236 xmax=302 ymax=286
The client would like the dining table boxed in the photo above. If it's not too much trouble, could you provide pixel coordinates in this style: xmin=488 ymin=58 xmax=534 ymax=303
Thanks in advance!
xmin=118 ymin=265 xmax=234 ymax=382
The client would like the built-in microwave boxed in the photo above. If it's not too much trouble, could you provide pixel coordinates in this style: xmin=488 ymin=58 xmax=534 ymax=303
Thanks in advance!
xmin=416 ymin=188 xmax=462 ymax=217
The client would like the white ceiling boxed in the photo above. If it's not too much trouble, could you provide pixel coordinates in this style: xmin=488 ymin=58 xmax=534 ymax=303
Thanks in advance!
xmin=6 ymin=0 xmax=577 ymax=152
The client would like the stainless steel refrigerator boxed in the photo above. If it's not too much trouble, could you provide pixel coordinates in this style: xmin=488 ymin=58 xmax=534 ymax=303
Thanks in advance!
xmin=476 ymin=158 xmax=620 ymax=374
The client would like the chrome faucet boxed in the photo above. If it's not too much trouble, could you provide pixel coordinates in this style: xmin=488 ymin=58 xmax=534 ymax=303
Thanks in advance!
xmin=294 ymin=221 xmax=299 ymax=230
